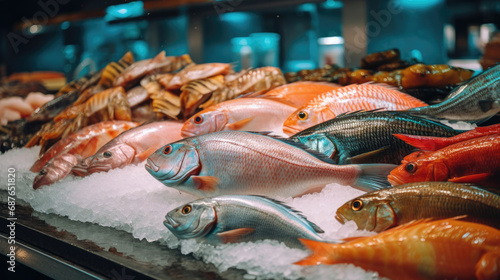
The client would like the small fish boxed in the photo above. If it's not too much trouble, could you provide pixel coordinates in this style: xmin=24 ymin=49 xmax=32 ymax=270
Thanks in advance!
xmin=181 ymin=98 xmax=297 ymax=137
xmin=145 ymin=131 xmax=395 ymax=198
xmin=72 ymin=121 xmax=183 ymax=176
xmin=164 ymin=195 xmax=327 ymax=248
xmin=126 ymin=86 xmax=149 ymax=107
xmin=180 ymin=75 xmax=226 ymax=118
xmin=98 ymin=51 xmax=135 ymax=88
xmin=336 ymin=182 xmax=500 ymax=232
xmin=394 ymin=123 xmax=500 ymax=151
xmin=163 ymin=63 xmax=232 ymax=90
xmin=259 ymin=81 xmax=341 ymax=107
xmin=290 ymin=111 xmax=460 ymax=165
xmin=407 ymin=64 xmax=500 ymax=123
xmin=388 ymin=134 xmax=500 ymax=187
xmin=32 ymin=121 xmax=138 ymax=189
xmin=296 ymin=218 xmax=500 ymax=280
xmin=283 ymin=83 xmax=428 ymax=135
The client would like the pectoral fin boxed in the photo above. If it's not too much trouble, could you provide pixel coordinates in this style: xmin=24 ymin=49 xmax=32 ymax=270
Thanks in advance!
xmin=192 ymin=176 xmax=219 ymax=192
xmin=449 ymin=173 xmax=491 ymax=184
xmin=217 ymin=228 xmax=255 ymax=244
xmin=226 ymin=117 xmax=254 ymax=130
xmin=347 ymin=146 xmax=390 ymax=164
xmin=136 ymin=146 xmax=158 ymax=162
xmin=478 ymin=100 xmax=500 ymax=112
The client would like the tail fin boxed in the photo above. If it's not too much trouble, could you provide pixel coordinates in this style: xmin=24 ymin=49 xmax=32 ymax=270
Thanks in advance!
xmin=393 ymin=134 xmax=444 ymax=151
xmin=353 ymin=164 xmax=395 ymax=192
xmin=294 ymin=238 xmax=335 ymax=265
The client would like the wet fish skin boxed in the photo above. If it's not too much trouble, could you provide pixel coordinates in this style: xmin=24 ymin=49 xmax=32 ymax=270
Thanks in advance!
xmin=296 ymin=218 xmax=500 ymax=280
xmin=146 ymin=131 xmax=395 ymax=198
xmin=407 ymin=64 xmax=500 ymax=123
xmin=336 ymin=181 xmax=500 ymax=232
xmin=164 ymin=195 xmax=326 ymax=248
xmin=290 ymin=111 xmax=461 ymax=165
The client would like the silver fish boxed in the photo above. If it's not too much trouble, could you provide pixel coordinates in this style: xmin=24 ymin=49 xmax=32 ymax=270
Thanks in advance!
xmin=145 ymin=131 xmax=395 ymax=198
xmin=164 ymin=195 xmax=327 ymax=248
xmin=407 ymin=64 xmax=500 ymax=123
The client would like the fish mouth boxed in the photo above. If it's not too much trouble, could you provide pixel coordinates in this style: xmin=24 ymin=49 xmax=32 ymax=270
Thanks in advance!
xmin=283 ymin=126 xmax=300 ymax=136
xmin=387 ymin=174 xmax=404 ymax=186
xmin=71 ymin=165 xmax=89 ymax=177
xmin=145 ymin=159 xmax=160 ymax=172
xmin=163 ymin=215 xmax=179 ymax=229
xmin=335 ymin=213 xmax=345 ymax=224
xmin=180 ymin=129 xmax=196 ymax=138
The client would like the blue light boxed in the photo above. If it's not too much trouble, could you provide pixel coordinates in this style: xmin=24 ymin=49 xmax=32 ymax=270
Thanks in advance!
xmin=397 ymin=0 xmax=442 ymax=9
xmin=322 ymin=0 xmax=343 ymax=9
xmin=105 ymin=1 xmax=144 ymax=21
xmin=220 ymin=12 xmax=253 ymax=23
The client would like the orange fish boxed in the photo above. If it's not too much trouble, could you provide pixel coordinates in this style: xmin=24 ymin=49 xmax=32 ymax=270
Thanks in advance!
xmin=388 ymin=134 xmax=500 ymax=187
xmin=394 ymin=123 xmax=500 ymax=151
xmin=282 ymin=83 xmax=427 ymax=135
xmin=259 ymin=81 xmax=340 ymax=107
xmin=296 ymin=218 xmax=500 ymax=280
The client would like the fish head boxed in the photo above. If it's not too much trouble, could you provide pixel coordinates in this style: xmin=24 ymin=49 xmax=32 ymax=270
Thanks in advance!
xmin=145 ymin=141 xmax=201 ymax=186
xmin=387 ymin=151 xmax=448 ymax=185
xmin=181 ymin=110 xmax=228 ymax=137
xmin=336 ymin=193 xmax=397 ymax=232
xmin=294 ymin=133 xmax=337 ymax=160
xmin=74 ymin=143 xmax=136 ymax=175
xmin=163 ymin=199 xmax=217 ymax=239
xmin=33 ymin=154 xmax=78 ymax=189
xmin=283 ymin=106 xmax=336 ymax=135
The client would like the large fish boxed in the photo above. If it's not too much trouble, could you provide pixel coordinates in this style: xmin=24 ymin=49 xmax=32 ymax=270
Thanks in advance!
xmin=181 ymin=98 xmax=297 ymax=137
xmin=72 ymin=121 xmax=183 ymax=176
xmin=32 ymin=121 xmax=138 ymax=189
xmin=295 ymin=218 xmax=500 ymax=280
xmin=145 ymin=131 xmax=395 ymax=198
xmin=164 ymin=195 xmax=327 ymax=248
xmin=290 ymin=111 xmax=460 ymax=165
xmin=336 ymin=182 xmax=500 ymax=232
xmin=162 ymin=63 xmax=233 ymax=90
xmin=283 ymin=83 xmax=428 ymax=135
xmin=259 ymin=81 xmax=341 ymax=107
xmin=388 ymin=134 xmax=500 ymax=187
xmin=407 ymin=64 xmax=500 ymax=123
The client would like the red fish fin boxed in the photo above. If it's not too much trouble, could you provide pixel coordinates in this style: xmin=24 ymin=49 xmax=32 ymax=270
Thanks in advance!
xmin=136 ymin=146 xmax=158 ymax=162
xmin=226 ymin=117 xmax=254 ymax=130
xmin=475 ymin=250 xmax=500 ymax=280
xmin=393 ymin=134 xmax=443 ymax=151
xmin=449 ymin=173 xmax=491 ymax=184
xmin=294 ymin=238 xmax=336 ymax=265
xmin=192 ymin=176 xmax=219 ymax=192
xmin=217 ymin=228 xmax=255 ymax=244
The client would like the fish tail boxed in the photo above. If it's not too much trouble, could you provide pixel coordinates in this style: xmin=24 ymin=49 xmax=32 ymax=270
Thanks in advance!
xmin=354 ymin=164 xmax=395 ymax=191
xmin=393 ymin=134 xmax=443 ymax=151
xmin=294 ymin=238 xmax=336 ymax=265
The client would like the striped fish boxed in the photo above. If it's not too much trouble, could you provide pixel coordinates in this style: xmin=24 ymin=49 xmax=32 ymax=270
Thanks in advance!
xmin=180 ymin=75 xmax=226 ymax=117
xmin=98 ymin=52 xmax=135 ymax=88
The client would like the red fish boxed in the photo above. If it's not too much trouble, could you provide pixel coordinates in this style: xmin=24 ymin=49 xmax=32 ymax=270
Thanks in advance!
xmin=259 ymin=81 xmax=340 ymax=107
xmin=296 ymin=218 xmax=500 ymax=280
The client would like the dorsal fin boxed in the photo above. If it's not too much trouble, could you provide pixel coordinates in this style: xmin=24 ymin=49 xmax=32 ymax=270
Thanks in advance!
xmin=251 ymin=195 xmax=325 ymax=233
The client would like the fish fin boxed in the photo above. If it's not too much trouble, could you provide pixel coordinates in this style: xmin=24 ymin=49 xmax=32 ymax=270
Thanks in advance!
xmin=136 ymin=146 xmax=158 ymax=162
xmin=217 ymin=228 xmax=255 ymax=244
xmin=192 ymin=176 xmax=219 ymax=192
xmin=341 ymin=236 xmax=365 ymax=242
xmin=448 ymin=173 xmax=491 ymax=184
xmin=393 ymin=134 xmax=442 ymax=151
xmin=475 ymin=250 xmax=500 ymax=280
xmin=347 ymin=146 xmax=391 ymax=163
xmin=151 ymin=51 xmax=166 ymax=62
xmin=294 ymin=238 xmax=336 ymax=265
xmin=226 ymin=117 xmax=254 ymax=130
xmin=353 ymin=164 xmax=396 ymax=191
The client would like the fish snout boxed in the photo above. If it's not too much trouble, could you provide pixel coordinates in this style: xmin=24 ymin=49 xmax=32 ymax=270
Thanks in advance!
xmin=145 ymin=158 xmax=160 ymax=172
xmin=387 ymin=174 xmax=404 ymax=186
xmin=335 ymin=212 xmax=346 ymax=224
xmin=164 ymin=215 xmax=179 ymax=229
xmin=283 ymin=126 xmax=300 ymax=136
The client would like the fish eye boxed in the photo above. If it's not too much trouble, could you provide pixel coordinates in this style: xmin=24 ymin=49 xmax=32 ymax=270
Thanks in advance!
xmin=194 ymin=115 xmax=204 ymax=124
xmin=163 ymin=145 xmax=172 ymax=155
xmin=298 ymin=111 xmax=308 ymax=120
xmin=181 ymin=205 xmax=192 ymax=214
xmin=405 ymin=162 xmax=417 ymax=173
xmin=351 ymin=199 xmax=363 ymax=211
xmin=103 ymin=151 xmax=112 ymax=158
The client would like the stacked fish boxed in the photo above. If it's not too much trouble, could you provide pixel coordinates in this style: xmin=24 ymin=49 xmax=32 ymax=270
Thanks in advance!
xmin=14 ymin=49 xmax=500 ymax=279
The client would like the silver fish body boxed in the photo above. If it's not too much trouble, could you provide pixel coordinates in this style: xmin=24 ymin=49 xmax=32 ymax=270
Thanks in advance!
xmin=164 ymin=195 xmax=326 ymax=248
xmin=146 ymin=131 xmax=395 ymax=198
xmin=407 ymin=64 xmax=500 ymax=123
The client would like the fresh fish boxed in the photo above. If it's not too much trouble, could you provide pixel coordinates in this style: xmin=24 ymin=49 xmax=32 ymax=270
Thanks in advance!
xmin=145 ymin=131 xmax=395 ymax=198
xmin=407 ymin=64 xmax=500 ymax=123
xmin=126 ymin=86 xmax=149 ymax=107
xmin=98 ymin=51 xmax=135 ymax=88
xmin=296 ymin=218 xmax=500 ymax=280
xmin=32 ymin=121 xmax=138 ymax=189
xmin=142 ymin=76 xmax=181 ymax=119
xmin=290 ymin=111 xmax=460 ymax=165
xmin=162 ymin=63 xmax=232 ymax=90
xmin=336 ymin=182 xmax=500 ymax=232
xmin=394 ymin=123 xmax=500 ymax=151
xmin=181 ymin=98 xmax=297 ymax=137
xmin=259 ymin=81 xmax=341 ymax=107
xmin=72 ymin=121 xmax=183 ymax=176
xmin=114 ymin=52 xmax=192 ymax=88
xmin=180 ymin=75 xmax=226 ymax=118
xmin=164 ymin=195 xmax=327 ymax=248
xmin=283 ymin=83 xmax=428 ymax=135
xmin=388 ymin=134 xmax=500 ymax=187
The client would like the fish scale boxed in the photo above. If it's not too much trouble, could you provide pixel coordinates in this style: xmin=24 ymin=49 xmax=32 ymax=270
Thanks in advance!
xmin=291 ymin=111 xmax=461 ymax=165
